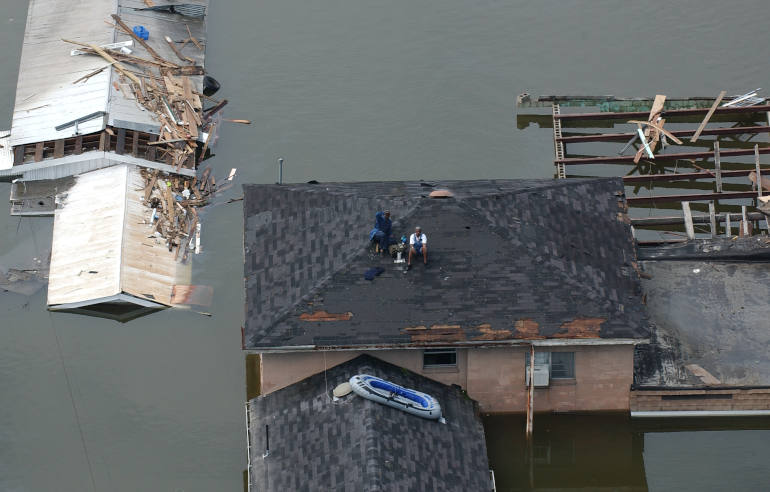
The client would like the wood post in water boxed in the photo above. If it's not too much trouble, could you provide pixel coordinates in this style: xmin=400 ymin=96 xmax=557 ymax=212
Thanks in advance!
xmin=682 ymin=201 xmax=695 ymax=239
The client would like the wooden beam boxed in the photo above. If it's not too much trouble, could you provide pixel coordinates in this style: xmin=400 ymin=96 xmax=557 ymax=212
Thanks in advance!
xmin=554 ymin=104 xmax=770 ymax=121
xmin=147 ymin=133 xmax=157 ymax=161
xmin=132 ymin=130 xmax=139 ymax=157
xmin=74 ymin=135 xmax=83 ymax=155
xmin=557 ymin=145 xmax=770 ymax=165
xmin=690 ymin=90 xmax=727 ymax=143
xmin=622 ymin=168 xmax=764 ymax=183
xmin=756 ymin=144 xmax=762 ymax=198
xmin=631 ymin=211 xmax=766 ymax=227
xmin=708 ymin=201 xmax=717 ymax=237
xmin=53 ymin=139 xmax=64 ymax=158
xmin=116 ymin=127 xmax=126 ymax=155
xmin=13 ymin=145 xmax=24 ymax=165
xmin=628 ymin=190 xmax=760 ymax=204
xmin=714 ymin=141 xmax=722 ymax=192
xmin=558 ymin=125 xmax=770 ymax=143
xmin=34 ymin=142 xmax=43 ymax=162
xmin=682 ymin=202 xmax=695 ymax=239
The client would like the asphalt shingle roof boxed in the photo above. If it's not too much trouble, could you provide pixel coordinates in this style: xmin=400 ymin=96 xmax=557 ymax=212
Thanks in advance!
xmin=243 ymin=178 xmax=649 ymax=350
xmin=247 ymin=354 xmax=491 ymax=492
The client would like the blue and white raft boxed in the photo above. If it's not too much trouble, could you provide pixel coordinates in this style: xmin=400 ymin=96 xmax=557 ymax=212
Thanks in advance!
xmin=349 ymin=374 xmax=442 ymax=420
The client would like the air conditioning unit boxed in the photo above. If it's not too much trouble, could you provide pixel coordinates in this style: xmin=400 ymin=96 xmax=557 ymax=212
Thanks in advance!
xmin=526 ymin=364 xmax=550 ymax=387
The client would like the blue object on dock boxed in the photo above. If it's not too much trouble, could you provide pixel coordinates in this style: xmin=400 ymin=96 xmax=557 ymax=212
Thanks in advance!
xmin=132 ymin=25 xmax=149 ymax=40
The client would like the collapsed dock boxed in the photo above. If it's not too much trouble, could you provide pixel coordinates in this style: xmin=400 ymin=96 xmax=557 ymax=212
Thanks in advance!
xmin=519 ymin=92 xmax=770 ymax=416
xmin=1 ymin=0 xmax=232 ymax=319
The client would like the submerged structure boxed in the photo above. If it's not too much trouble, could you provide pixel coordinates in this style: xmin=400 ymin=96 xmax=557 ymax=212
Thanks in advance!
xmin=2 ymin=0 xmax=224 ymax=319
xmin=242 ymin=178 xmax=650 ymax=413
xmin=518 ymin=93 xmax=770 ymax=415
xmin=247 ymin=354 xmax=492 ymax=491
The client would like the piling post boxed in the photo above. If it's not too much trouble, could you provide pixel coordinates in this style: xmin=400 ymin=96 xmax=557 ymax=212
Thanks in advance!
xmin=725 ymin=213 xmax=732 ymax=237
xmin=714 ymin=142 xmax=722 ymax=193
xmin=682 ymin=201 xmax=695 ymax=239
xmin=755 ymin=144 xmax=762 ymax=198
xmin=709 ymin=201 xmax=717 ymax=237
xmin=278 ymin=157 xmax=284 ymax=184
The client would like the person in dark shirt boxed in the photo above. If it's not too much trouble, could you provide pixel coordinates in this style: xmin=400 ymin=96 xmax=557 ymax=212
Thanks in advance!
xmin=369 ymin=210 xmax=392 ymax=253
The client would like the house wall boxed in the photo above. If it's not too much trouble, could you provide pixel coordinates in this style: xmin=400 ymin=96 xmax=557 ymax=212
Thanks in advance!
xmin=260 ymin=344 xmax=635 ymax=413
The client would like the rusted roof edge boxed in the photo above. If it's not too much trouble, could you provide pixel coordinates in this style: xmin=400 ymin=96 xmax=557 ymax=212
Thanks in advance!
xmin=243 ymin=337 xmax=649 ymax=354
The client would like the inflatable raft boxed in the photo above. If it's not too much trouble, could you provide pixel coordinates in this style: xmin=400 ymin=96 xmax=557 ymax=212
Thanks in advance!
xmin=349 ymin=374 xmax=442 ymax=420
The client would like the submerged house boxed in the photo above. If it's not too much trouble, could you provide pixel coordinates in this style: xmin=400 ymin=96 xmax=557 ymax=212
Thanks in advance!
xmin=242 ymin=178 xmax=651 ymax=413
xmin=1 ymin=0 xmax=216 ymax=320
xmin=247 ymin=354 xmax=492 ymax=491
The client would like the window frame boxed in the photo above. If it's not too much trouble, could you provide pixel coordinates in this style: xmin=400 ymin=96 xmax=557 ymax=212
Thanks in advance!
xmin=422 ymin=348 xmax=458 ymax=369
xmin=525 ymin=351 xmax=576 ymax=381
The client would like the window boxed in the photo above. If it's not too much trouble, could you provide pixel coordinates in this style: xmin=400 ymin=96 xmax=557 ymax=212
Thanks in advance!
xmin=423 ymin=349 xmax=457 ymax=368
xmin=525 ymin=351 xmax=575 ymax=380
xmin=551 ymin=352 xmax=575 ymax=379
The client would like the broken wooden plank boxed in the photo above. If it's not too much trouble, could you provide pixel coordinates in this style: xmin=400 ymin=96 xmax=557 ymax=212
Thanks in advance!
xmin=79 ymin=42 xmax=142 ymax=86
xmin=111 ymin=15 xmax=168 ymax=65
xmin=627 ymin=119 xmax=683 ymax=145
xmin=144 ymin=171 xmax=158 ymax=201
xmin=186 ymin=24 xmax=203 ymax=51
xmin=635 ymin=127 xmax=654 ymax=163
xmin=682 ymin=201 xmax=695 ymax=239
xmin=200 ymin=122 xmax=215 ymax=158
xmin=690 ymin=90 xmax=726 ymax=143
xmin=164 ymin=35 xmax=195 ymax=64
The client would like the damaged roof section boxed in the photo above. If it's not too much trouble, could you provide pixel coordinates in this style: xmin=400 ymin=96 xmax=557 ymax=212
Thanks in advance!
xmin=243 ymin=178 xmax=650 ymax=350
xmin=247 ymin=354 xmax=491 ymax=491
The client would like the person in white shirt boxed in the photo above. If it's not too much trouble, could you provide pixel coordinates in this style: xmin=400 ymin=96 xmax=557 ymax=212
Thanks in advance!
xmin=408 ymin=226 xmax=427 ymax=268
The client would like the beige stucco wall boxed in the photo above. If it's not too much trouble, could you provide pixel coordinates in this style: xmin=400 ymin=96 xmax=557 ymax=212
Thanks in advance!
xmin=259 ymin=344 xmax=635 ymax=414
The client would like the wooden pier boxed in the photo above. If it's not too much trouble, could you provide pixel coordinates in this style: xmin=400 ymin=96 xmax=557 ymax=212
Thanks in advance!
xmin=518 ymin=93 xmax=770 ymax=241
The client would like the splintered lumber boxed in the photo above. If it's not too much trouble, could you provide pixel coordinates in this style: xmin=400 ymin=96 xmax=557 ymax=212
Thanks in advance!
xmin=627 ymin=119 xmax=683 ymax=145
xmin=144 ymin=170 xmax=158 ymax=201
xmin=636 ymin=127 xmax=654 ymax=161
xmin=203 ymin=99 xmax=228 ymax=121
xmin=223 ymin=118 xmax=251 ymax=124
xmin=165 ymin=36 xmax=195 ymax=63
xmin=200 ymin=122 xmax=216 ymax=157
xmin=691 ymin=90 xmax=727 ymax=142
xmin=199 ymin=167 xmax=211 ymax=191
xmin=84 ymin=43 xmax=141 ymax=85
xmin=111 ymin=14 xmax=166 ymax=64
xmin=186 ymin=24 xmax=203 ymax=51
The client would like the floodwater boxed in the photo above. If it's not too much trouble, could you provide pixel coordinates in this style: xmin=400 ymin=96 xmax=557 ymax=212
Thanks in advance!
xmin=2 ymin=0 xmax=770 ymax=490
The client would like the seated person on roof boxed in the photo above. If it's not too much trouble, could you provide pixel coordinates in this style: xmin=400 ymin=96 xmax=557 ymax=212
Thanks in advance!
xmin=369 ymin=210 xmax=393 ymax=254
xmin=408 ymin=226 xmax=427 ymax=267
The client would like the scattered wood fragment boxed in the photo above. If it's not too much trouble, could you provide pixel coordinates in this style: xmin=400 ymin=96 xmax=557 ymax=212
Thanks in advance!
xmin=164 ymin=35 xmax=195 ymax=64
xmin=223 ymin=118 xmax=251 ymax=124
xmin=690 ymin=90 xmax=726 ymax=143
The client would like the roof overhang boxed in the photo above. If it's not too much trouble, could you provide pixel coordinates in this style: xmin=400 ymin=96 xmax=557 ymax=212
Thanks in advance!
xmin=244 ymin=337 xmax=650 ymax=354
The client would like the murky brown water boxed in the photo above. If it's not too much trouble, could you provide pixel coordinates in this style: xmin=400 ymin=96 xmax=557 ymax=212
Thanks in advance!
xmin=2 ymin=0 xmax=770 ymax=490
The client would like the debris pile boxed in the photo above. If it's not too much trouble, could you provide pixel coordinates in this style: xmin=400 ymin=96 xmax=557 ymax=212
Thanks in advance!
xmin=141 ymin=168 xmax=216 ymax=261
xmin=64 ymin=14 xmax=228 ymax=171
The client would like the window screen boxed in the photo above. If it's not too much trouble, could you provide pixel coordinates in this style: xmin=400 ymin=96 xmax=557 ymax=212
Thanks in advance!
xmin=423 ymin=349 xmax=457 ymax=368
